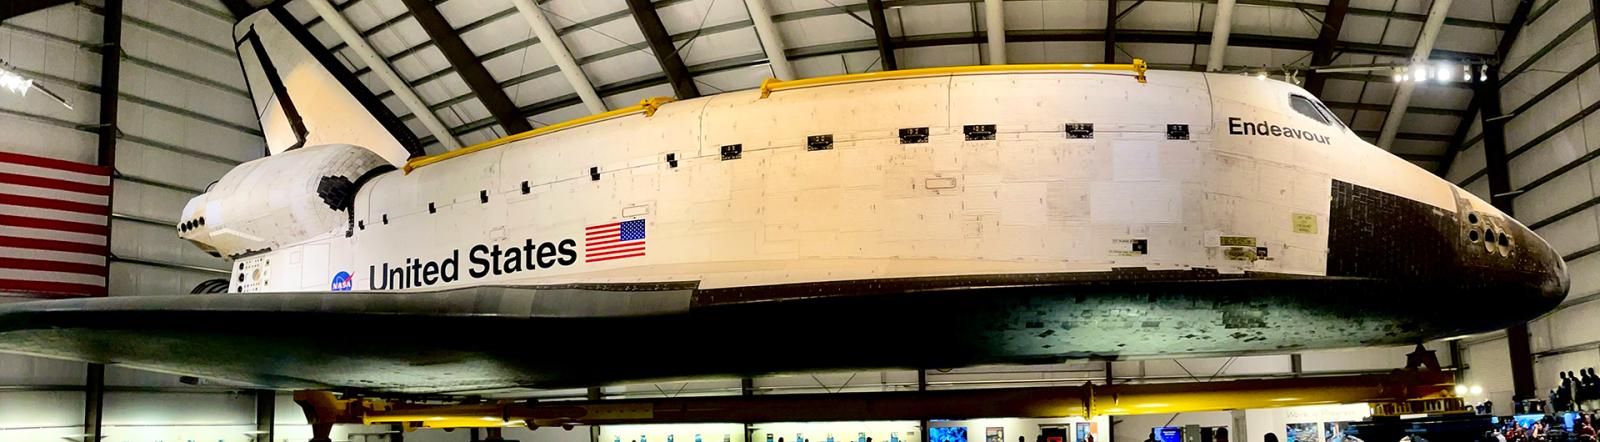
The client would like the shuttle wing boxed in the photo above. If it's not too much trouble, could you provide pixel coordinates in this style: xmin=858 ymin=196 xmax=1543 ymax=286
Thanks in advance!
xmin=0 ymin=284 xmax=699 ymax=393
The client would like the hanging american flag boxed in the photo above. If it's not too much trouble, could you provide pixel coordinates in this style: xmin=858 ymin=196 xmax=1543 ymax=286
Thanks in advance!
xmin=0 ymin=152 xmax=110 ymax=298
xmin=585 ymin=218 xmax=646 ymax=263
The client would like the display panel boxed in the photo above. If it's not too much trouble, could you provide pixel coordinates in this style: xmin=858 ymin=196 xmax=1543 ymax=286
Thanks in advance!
xmin=1286 ymin=423 xmax=1320 ymax=442
xmin=1153 ymin=427 xmax=1181 ymax=442
xmin=930 ymin=427 xmax=967 ymax=442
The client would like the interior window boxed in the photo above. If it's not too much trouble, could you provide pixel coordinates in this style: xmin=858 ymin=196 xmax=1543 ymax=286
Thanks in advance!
xmin=1289 ymin=94 xmax=1332 ymax=125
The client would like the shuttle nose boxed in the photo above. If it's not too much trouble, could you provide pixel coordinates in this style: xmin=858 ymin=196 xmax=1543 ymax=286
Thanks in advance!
xmin=1525 ymin=225 xmax=1571 ymax=301
xmin=1459 ymin=206 xmax=1567 ymax=312
xmin=1492 ymin=215 xmax=1569 ymax=304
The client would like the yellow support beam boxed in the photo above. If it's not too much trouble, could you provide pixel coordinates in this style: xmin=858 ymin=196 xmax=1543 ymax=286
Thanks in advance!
xmin=314 ymin=368 xmax=1457 ymax=429
xmin=759 ymin=59 xmax=1149 ymax=99
xmin=403 ymin=96 xmax=675 ymax=173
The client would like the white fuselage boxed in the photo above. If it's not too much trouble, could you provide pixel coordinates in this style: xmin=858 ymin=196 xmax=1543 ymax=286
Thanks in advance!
xmin=187 ymin=70 xmax=1496 ymax=294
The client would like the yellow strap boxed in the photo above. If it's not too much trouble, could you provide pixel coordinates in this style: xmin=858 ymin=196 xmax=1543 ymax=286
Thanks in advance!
xmin=760 ymin=59 xmax=1148 ymax=98
xmin=403 ymin=96 xmax=675 ymax=173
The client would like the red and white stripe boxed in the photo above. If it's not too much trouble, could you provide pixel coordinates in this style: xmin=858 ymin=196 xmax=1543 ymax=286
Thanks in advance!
xmin=0 ymin=152 xmax=110 ymax=297
xmin=584 ymin=222 xmax=645 ymax=263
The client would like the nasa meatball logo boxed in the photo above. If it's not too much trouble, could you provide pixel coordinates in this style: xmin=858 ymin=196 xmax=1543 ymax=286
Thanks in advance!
xmin=330 ymin=271 xmax=353 ymax=291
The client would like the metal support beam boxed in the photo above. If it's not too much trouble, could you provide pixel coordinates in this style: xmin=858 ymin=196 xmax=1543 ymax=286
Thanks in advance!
xmin=329 ymin=370 xmax=1460 ymax=428
xmin=1479 ymin=74 xmax=1512 ymax=213
xmin=627 ymin=0 xmax=700 ymax=99
xmin=1105 ymin=362 xmax=1115 ymax=442
xmin=402 ymin=0 xmax=532 ymax=135
xmin=1302 ymin=0 xmax=1350 ymax=95
xmin=95 ymin=0 xmax=121 ymax=300
xmin=256 ymin=390 xmax=276 ymax=442
xmin=83 ymin=363 xmax=105 ymax=442
xmin=1437 ymin=0 xmax=1532 ymax=177
xmin=985 ymin=0 xmax=1006 ymax=64
xmin=587 ymin=387 xmax=602 ymax=442
xmin=511 ymin=0 xmax=607 ymax=114
xmin=221 ymin=0 xmax=254 ymax=20
xmin=306 ymin=0 xmax=461 ymax=150
xmin=1376 ymin=0 xmax=1452 ymax=149
xmin=1477 ymin=65 xmax=1536 ymax=406
xmin=918 ymin=370 xmax=929 ymax=442
xmin=1 ymin=0 xmax=71 ymax=22
xmin=1104 ymin=0 xmax=1118 ymax=62
xmin=745 ymin=0 xmax=796 ymax=80
xmin=867 ymin=0 xmax=898 ymax=70
xmin=1205 ymin=0 xmax=1236 ymax=71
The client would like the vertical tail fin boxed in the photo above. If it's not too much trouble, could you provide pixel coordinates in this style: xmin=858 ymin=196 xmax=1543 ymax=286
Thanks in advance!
xmin=233 ymin=7 xmax=425 ymax=166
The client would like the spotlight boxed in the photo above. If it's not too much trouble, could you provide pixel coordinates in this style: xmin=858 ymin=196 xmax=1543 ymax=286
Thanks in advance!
xmin=0 ymin=58 xmax=70 ymax=109
xmin=1471 ymin=385 xmax=1483 ymax=395
xmin=0 ymin=67 xmax=31 ymax=95
xmin=1394 ymin=69 xmax=1405 ymax=82
xmin=1463 ymin=65 xmax=1472 ymax=82
xmin=1256 ymin=72 xmax=1267 ymax=80
xmin=1436 ymin=63 xmax=1452 ymax=82
xmin=1455 ymin=385 xmax=1469 ymax=395
xmin=1480 ymin=65 xmax=1489 ymax=82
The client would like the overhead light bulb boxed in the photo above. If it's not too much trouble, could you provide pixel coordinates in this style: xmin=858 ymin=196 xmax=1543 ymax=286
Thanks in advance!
xmin=1463 ymin=65 xmax=1472 ymax=82
xmin=1436 ymin=63 xmax=1452 ymax=82
xmin=1480 ymin=65 xmax=1489 ymax=82
xmin=0 ymin=68 xmax=32 ymax=95
xmin=1394 ymin=70 xmax=1405 ymax=82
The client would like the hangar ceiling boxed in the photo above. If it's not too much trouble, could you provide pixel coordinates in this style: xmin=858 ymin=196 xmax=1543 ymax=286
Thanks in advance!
xmin=222 ymin=0 xmax=1522 ymax=174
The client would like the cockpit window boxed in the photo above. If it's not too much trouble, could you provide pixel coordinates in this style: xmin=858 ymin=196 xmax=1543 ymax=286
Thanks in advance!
xmin=1290 ymin=94 xmax=1332 ymax=125
xmin=1311 ymin=99 xmax=1349 ymax=130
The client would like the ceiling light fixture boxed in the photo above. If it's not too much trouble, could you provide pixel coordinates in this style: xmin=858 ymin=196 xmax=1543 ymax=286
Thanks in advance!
xmin=0 ymin=58 xmax=72 ymax=109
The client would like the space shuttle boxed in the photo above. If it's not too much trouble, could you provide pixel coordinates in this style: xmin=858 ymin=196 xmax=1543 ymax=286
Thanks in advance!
xmin=0 ymin=7 xmax=1569 ymax=394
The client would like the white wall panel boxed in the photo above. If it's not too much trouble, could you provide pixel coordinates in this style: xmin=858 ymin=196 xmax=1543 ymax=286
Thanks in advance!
xmin=126 ymin=0 xmax=236 ymax=51
xmin=0 ymin=354 xmax=86 ymax=386
xmin=564 ymin=17 xmax=647 ymax=60
xmin=111 ymin=178 xmax=198 ymax=223
xmin=1005 ymin=41 xmax=1102 ymax=65
xmin=1537 ymin=299 xmax=1600 ymax=351
xmin=1563 ymin=250 xmax=1600 ymax=300
xmin=789 ymin=50 xmax=880 ymax=78
xmin=776 ymin=13 xmax=876 ymax=48
xmin=899 ymin=45 xmax=979 ymax=69
xmin=0 ymin=391 xmax=82 ymax=442
xmin=463 ymin=16 xmax=534 ymax=61
xmin=1533 ymin=206 xmax=1600 ymax=256
xmin=118 ymin=140 xmax=236 ymax=190
xmin=1119 ymin=2 xmax=1205 ymax=33
xmin=107 ymin=261 xmax=222 ymax=296
xmin=110 ymin=218 xmax=226 ymax=270
xmin=1511 ymin=163 xmax=1594 ymax=222
xmin=509 ymin=71 xmax=580 ymax=107
xmin=1447 ymin=141 xmax=1485 ymax=184
xmin=1507 ymin=124 xmax=1590 ymax=190
xmin=1463 ymin=338 xmax=1514 ymax=414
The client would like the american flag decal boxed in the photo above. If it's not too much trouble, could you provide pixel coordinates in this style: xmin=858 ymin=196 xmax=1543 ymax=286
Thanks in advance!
xmin=0 ymin=152 xmax=111 ymax=297
xmin=585 ymin=219 xmax=646 ymax=263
